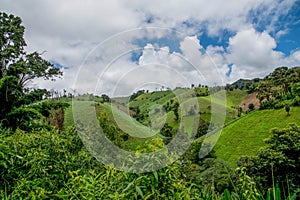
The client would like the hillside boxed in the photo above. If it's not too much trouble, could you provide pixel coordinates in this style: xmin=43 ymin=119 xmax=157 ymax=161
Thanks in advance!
xmin=213 ymin=106 xmax=300 ymax=166
xmin=65 ymin=89 xmax=247 ymax=130
xmin=239 ymin=92 xmax=260 ymax=111
xmin=83 ymin=89 xmax=300 ymax=169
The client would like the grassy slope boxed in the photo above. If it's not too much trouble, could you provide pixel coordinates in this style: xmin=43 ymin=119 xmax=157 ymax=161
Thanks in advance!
xmin=213 ymin=106 xmax=300 ymax=167
xmin=64 ymin=103 xmax=73 ymax=127
xmin=64 ymin=90 xmax=249 ymax=154
xmin=64 ymin=91 xmax=300 ymax=170
xmin=198 ymin=90 xmax=247 ymax=124
xmin=225 ymin=90 xmax=247 ymax=107
xmin=65 ymin=90 xmax=247 ymax=130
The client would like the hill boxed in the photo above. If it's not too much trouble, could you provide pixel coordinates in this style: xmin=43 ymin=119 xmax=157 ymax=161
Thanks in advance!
xmin=213 ymin=106 xmax=300 ymax=166
xmin=230 ymin=78 xmax=261 ymax=90
xmin=65 ymin=89 xmax=247 ymax=131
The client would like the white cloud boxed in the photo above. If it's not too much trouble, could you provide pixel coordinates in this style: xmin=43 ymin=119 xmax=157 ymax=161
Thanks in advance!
xmin=283 ymin=50 xmax=300 ymax=67
xmin=226 ymin=28 xmax=284 ymax=79
xmin=224 ymin=27 xmax=300 ymax=83
xmin=1 ymin=0 xmax=299 ymax=95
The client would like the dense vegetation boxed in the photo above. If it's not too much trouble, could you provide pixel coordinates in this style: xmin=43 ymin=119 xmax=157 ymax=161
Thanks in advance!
xmin=1 ymin=12 xmax=300 ymax=199
xmin=253 ymin=67 xmax=300 ymax=109
xmin=0 ymin=12 xmax=68 ymax=131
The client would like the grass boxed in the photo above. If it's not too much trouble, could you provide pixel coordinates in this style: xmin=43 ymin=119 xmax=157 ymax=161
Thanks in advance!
xmin=64 ymin=90 xmax=253 ymax=159
xmin=112 ymin=96 xmax=130 ymax=105
xmin=64 ymin=102 xmax=73 ymax=127
xmin=101 ymin=103 xmax=156 ymax=138
xmin=197 ymin=90 xmax=246 ymax=124
xmin=65 ymin=90 xmax=247 ymax=136
xmin=225 ymin=90 xmax=247 ymax=107
xmin=213 ymin=106 xmax=300 ymax=167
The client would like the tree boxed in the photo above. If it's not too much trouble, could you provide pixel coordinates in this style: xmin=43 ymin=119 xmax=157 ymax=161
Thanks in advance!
xmin=173 ymin=102 xmax=179 ymax=120
xmin=0 ymin=12 xmax=62 ymax=129
xmin=160 ymin=123 xmax=175 ymax=138
xmin=248 ymin=103 xmax=255 ymax=111
xmin=226 ymin=84 xmax=234 ymax=91
xmin=291 ymin=82 xmax=300 ymax=97
xmin=254 ymin=67 xmax=300 ymax=109
xmin=255 ymin=81 xmax=272 ymax=102
xmin=238 ymin=124 xmax=300 ymax=193
xmin=266 ymin=67 xmax=289 ymax=93
xmin=285 ymin=105 xmax=290 ymax=116
xmin=1 ymin=13 xmax=62 ymax=87
xmin=101 ymin=94 xmax=110 ymax=103
xmin=129 ymin=90 xmax=145 ymax=101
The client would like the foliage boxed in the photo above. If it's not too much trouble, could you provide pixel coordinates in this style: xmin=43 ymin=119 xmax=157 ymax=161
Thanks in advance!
xmin=285 ymin=105 xmax=290 ymax=115
xmin=45 ymin=102 xmax=70 ymax=130
xmin=0 ymin=12 xmax=62 ymax=130
xmin=160 ymin=123 xmax=177 ymax=138
xmin=196 ymin=118 xmax=211 ymax=138
xmin=6 ymin=107 xmax=41 ymax=130
xmin=0 ymin=76 xmax=23 ymax=119
xmin=194 ymin=86 xmax=209 ymax=97
xmin=98 ymin=109 xmax=129 ymax=146
xmin=0 ymin=12 xmax=62 ymax=87
xmin=2 ymin=10 xmax=300 ymax=200
xmin=238 ymin=123 xmax=300 ymax=194
xmin=1 ymin=111 xmax=299 ymax=199
xmin=0 ymin=127 xmax=86 ymax=199
xmin=0 ymin=126 xmax=227 ymax=199
xmin=255 ymin=67 xmax=300 ymax=109
xmin=197 ymin=158 xmax=235 ymax=193
xmin=248 ymin=103 xmax=255 ymax=111
xmin=101 ymin=94 xmax=111 ymax=103
xmin=234 ymin=167 xmax=262 ymax=199
xmin=173 ymin=101 xmax=179 ymax=120
xmin=129 ymin=89 xmax=145 ymax=101
xmin=23 ymin=89 xmax=49 ymax=105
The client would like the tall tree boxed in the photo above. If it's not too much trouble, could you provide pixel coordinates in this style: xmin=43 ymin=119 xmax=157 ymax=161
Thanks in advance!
xmin=0 ymin=12 xmax=62 ymax=128
xmin=1 ymin=12 xmax=62 ymax=85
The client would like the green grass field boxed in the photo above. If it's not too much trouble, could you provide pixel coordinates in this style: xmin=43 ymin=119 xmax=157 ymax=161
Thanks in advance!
xmin=65 ymin=89 xmax=247 ymax=131
xmin=213 ymin=106 xmax=300 ymax=166
xmin=64 ymin=90 xmax=300 ymax=169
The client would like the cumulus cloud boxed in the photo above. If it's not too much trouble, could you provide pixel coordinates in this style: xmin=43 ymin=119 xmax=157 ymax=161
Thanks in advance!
xmin=1 ymin=0 xmax=299 ymax=95
xmin=226 ymin=28 xmax=284 ymax=77
xmin=225 ymin=28 xmax=300 ymax=82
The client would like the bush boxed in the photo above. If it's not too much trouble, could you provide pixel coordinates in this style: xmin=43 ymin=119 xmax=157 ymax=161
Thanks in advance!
xmin=6 ymin=107 xmax=41 ymax=130
xmin=248 ymin=103 xmax=255 ymax=111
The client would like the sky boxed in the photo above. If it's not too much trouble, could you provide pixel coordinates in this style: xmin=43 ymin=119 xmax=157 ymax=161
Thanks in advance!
xmin=1 ymin=0 xmax=300 ymax=96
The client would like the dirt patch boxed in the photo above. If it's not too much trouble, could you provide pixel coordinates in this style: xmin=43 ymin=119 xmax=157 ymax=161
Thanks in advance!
xmin=239 ymin=92 xmax=260 ymax=111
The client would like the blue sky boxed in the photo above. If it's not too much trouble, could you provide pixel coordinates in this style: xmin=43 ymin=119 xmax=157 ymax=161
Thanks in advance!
xmin=1 ymin=0 xmax=300 ymax=95
xmin=276 ymin=21 xmax=300 ymax=56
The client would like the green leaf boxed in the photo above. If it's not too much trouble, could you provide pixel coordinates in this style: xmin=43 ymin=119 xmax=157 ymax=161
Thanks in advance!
xmin=136 ymin=186 xmax=144 ymax=198
xmin=122 ymin=181 xmax=134 ymax=193
xmin=222 ymin=189 xmax=231 ymax=200
xmin=153 ymin=171 xmax=158 ymax=182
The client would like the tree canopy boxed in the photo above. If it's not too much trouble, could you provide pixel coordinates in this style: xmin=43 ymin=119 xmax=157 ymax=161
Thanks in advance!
xmin=0 ymin=12 xmax=62 ymax=129
xmin=254 ymin=66 xmax=300 ymax=109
